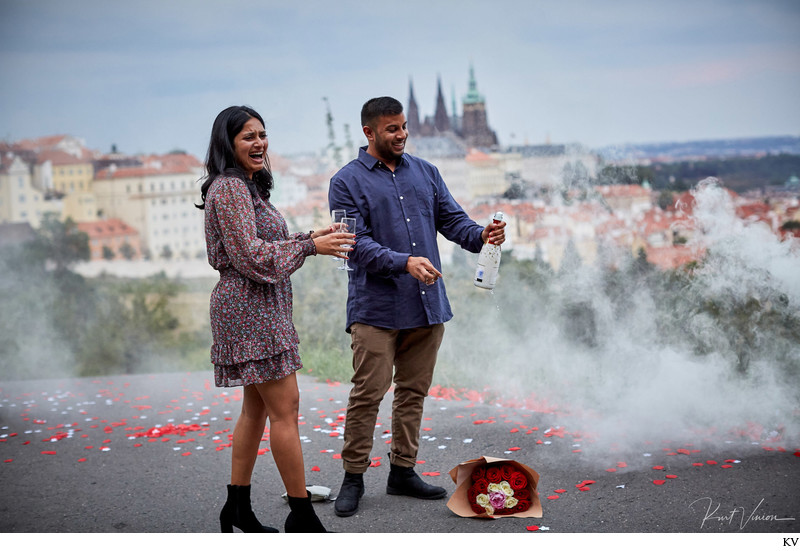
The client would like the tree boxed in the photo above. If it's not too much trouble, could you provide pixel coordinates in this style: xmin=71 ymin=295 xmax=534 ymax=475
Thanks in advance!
xmin=28 ymin=213 xmax=90 ymax=272
xmin=119 ymin=241 xmax=136 ymax=260
xmin=102 ymin=245 xmax=115 ymax=260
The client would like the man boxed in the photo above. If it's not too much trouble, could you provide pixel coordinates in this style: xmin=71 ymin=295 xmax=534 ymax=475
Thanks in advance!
xmin=328 ymin=96 xmax=505 ymax=517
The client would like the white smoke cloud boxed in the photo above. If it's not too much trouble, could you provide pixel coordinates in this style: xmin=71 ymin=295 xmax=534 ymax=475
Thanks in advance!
xmin=439 ymin=179 xmax=800 ymax=452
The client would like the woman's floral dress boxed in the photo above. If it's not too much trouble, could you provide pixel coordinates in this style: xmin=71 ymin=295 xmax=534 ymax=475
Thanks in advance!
xmin=204 ymin=175 xmax=316 ymax=387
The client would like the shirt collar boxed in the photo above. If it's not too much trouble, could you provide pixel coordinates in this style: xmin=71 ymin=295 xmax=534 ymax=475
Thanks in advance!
xmin=357 ymin=145 xmax=407 ymax=171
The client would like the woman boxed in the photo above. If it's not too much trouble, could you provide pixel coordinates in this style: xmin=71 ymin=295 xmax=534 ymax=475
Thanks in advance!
xmin=197 ymin=105 xmax=354 ymax=533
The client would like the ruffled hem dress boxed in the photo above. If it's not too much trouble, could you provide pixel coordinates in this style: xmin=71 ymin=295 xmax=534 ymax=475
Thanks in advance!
xmin=203 ymin=175 xmax=316 ymax=387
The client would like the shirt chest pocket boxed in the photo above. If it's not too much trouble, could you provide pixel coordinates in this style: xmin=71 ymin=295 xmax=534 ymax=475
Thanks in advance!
xmin=413 ymin=186 xmax=438 ymax=217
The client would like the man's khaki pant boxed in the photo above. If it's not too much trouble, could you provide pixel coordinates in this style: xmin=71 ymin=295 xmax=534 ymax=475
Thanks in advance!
xmin=341 ymin=322 xmax=445 ymax=474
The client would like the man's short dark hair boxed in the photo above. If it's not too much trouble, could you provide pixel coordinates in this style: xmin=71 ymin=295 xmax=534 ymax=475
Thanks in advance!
xmin=361 ymin=96 xmax=404 ymax=128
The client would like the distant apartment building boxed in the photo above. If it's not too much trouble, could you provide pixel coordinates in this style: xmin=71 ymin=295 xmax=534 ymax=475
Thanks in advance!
xmin=0 ymin=153 xmax=62 ymax=228
xmin=34 ymin=149 xmax=97 ymax=222
xmin=92 ymin=154 xmax=205 ymax=260
xmin=78 ymin=218 xmax=142 ymax=260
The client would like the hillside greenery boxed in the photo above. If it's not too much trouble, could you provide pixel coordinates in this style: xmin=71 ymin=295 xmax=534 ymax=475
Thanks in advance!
xmin=1 ymin=214 xmax=798 ymax=406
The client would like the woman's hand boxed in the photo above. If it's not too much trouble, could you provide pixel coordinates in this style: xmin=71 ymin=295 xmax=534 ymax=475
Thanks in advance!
xmin=312 ymin=225 xmax=355 ymax=258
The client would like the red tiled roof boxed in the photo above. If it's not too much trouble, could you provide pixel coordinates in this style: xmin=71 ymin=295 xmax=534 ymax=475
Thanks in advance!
xmin=646 ymin=245 xmax=704 ymax=270
xmin=77 ymin=218 xmax=138 ymax=238
xmin=36 ymin=149 xmax=87 ymax=166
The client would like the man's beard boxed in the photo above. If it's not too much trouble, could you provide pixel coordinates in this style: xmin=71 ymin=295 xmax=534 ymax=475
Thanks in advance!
xmin=376 ymin=138 xmax=404 ymax=161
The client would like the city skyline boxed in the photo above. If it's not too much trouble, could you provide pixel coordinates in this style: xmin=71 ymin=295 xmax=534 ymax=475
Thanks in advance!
xmin=1 ymin=0 xmax=799 ymax=160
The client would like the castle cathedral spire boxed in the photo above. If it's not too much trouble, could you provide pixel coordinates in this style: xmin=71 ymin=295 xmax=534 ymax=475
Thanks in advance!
xmin=433 ymin=75 xmax=451 ymax=133
xmin=407 ymin=78 xmax=421 ymax=136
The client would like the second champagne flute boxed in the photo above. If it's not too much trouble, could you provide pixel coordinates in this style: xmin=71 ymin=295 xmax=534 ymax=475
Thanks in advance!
xmin=330 ymin=210 xmax=347 ymax=264
xmin=339 ymin=216 xmax=356 ymax=271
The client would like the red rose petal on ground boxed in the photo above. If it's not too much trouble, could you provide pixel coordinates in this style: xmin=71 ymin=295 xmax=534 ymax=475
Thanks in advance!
xmin=706 ymin=460 xmax=717 ymax=465
xmin=554 ymin=489 xmax=567 ymax=494
xmin=721 ymin=465 xmax=733 ymax=469
xmin=666 ymin=475 xmax=678 ymax=479
xmin=606 ymin=468 xmax=617 ymax=472
xmin=333 ymin=453 xmax=342 ymax=459
xmin=311 ymin=466 xmax=320 ymax=472
xmin=652 ymin=465 xmax=665 ymax=470
xmin=4 ymin=459 xmax=12 ymax=463
xmin=78 ymin=458 xmax=87 ymax=462
xmin=508 ymin=447 xmax=521 ymax=451
xmin=421 ymin=472 xmax=441 ymax=476
xmin=724 ymin=459 xmax=736 ymax=463
xmin=579 ymin=487 xmax=590 ymax=492
xmin=692 ymin=462 xmax=703 ymax=467
xmin=793 ymin=451 xmax=800 ymax=458
xmin=546 ymin=495 xmax=559 ymax=500
xmin=41 ymin=451 xmax=56 ymax=455
xmin=181 ymin=452 xmax=191 ymax=456
xmin=526 ymin=525 xmax=540 ymax=531
xmin=677 ymin=448 xmax=691 ymax=455
xmin=652 ymin=480 xmax=666 ymax=485
xmin=617 ymin=462 xmax=627 ymax=468
xmin=416 ymin=460 xmax=426 ymax=464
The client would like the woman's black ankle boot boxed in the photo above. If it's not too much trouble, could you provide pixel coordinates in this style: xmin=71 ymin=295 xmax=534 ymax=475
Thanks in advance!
xmin=219 ymin=484 xmax=278 ymax=533
xmin=285 ymin=491 xmax=327 ymax=533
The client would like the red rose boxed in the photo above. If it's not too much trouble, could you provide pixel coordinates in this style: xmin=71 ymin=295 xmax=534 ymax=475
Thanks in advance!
xmin=472 ymin=478 xmax=489 ymax=494
xmin=500 ymin=464 xmax=516 ymax=480
xmin=509 ymin=470 xmax=528 ymax=490
xmin=514 ymin=488 xmax=530 ymax=501
xmin=486 ymin=466 xmax=502 ymax=483
xmin=467 ymin=486 xmax=478 ymax=502
xmin=471 ymin=466 xmax=486 ymax=482
xmin=514 ymin=499 xmax=531 ymax=512
xmin=471 ymin=502 xmax=485 ymax=515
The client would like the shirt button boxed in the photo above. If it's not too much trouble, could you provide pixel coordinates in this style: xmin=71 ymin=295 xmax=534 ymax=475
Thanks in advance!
xmin=399 ymin=196 xmax=404 ymax=200
xmin=412 ymin=242 xmax=416 ymax=246
xmin=421 ymin=291 xmax=426 ymax=295
xmin=406 ymin=218 xmax=410 ymax=222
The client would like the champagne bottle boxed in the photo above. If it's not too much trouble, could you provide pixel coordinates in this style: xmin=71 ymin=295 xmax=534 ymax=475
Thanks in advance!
xmin=474 ymin=211 xmax=504 ymax=290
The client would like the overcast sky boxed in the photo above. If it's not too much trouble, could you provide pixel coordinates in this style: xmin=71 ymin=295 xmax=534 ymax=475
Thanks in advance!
xmin=1 ymin=0 xmax=799 ymax=160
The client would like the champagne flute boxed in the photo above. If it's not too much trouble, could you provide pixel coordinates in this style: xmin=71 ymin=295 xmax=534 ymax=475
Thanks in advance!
xmin=330 ymin=210 xmax=346 ymax=264
xmin=339 ymin=216 xmax=356 ymax=271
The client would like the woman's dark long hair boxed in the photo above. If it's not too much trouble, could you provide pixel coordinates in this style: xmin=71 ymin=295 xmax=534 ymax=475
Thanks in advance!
xmin=196 ymin=105 xmax=273 ymax=209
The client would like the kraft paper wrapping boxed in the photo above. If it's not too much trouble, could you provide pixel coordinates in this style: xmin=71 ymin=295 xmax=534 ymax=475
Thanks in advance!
xmin=446 ymin=455 xmax=543 ymax=519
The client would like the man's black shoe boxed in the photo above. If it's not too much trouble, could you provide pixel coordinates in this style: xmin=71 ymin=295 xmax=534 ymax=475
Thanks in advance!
xmin=334 ymin=472 xmax=364 ymax=517
xmin=386 ymin=464 xmax=447 ymax=499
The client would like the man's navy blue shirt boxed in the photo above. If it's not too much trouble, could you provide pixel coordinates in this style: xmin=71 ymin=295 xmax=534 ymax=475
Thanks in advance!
xmin=328 ymin=146 xmax=485 ymax=331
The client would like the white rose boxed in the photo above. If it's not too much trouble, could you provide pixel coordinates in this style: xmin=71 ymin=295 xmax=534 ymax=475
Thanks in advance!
xmin=505 ymin=496 xmax=519 ymax=508
xmin=476 ymin=493 xmax=491 ymax=507
xmin=488 ymin=483 xmax=502 ymax=493
xmin=499 ymin=481 xmax=513 ymax=496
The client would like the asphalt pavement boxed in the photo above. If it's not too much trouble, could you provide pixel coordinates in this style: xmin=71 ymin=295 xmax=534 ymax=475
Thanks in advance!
xmin=0 ymin=371 xmax=797 ymax=547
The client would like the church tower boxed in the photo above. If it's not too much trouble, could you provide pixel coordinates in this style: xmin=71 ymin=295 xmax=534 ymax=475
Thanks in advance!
xmin=433 ymin=76 xmax=451 ymax=133
xmin=407 ymin=78 xmax=421 ymax=136
xmin=461 ymin=64 xmax=498 ymax=148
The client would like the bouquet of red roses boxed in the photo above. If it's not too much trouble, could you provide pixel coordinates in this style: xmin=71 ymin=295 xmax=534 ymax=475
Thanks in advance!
xmin=467 ymin=463 xmax=532 ymax=515
xmin=447 ymin=456 xmax=542 ymax=519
